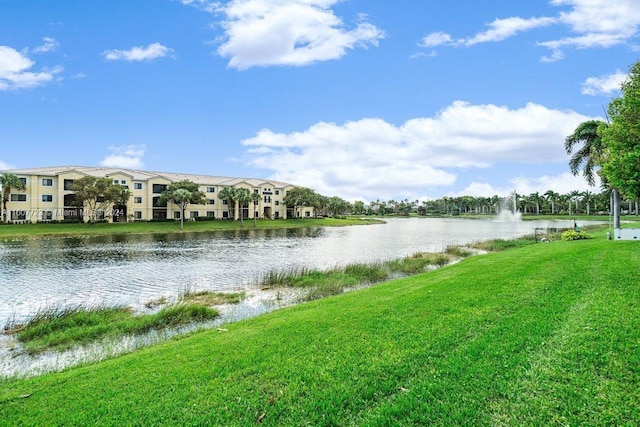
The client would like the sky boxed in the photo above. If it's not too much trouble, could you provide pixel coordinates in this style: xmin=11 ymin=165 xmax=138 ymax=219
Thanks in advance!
xmin=1 ymin=0 xmax=639 ymax=202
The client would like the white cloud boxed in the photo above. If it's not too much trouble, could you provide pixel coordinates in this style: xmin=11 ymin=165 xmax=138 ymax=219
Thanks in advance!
xmin=0 ymin=160 xmax=16 ymax=171
xmin=510 ymin=172 xmax=601 ymax=195
xmin=241 ymin=101 xmax=594 ymax=201
xmin=31 ymin=37 xmax=59 ymax=54
xmin=100 ymin=145 xmax=146 ymax=169
xmin=103 ymin=43 xmax=174 ymax=62
xmin=0 ymin=45 xmax=62 ymax=90
xmin=419 ymin=0 xmax=640 ymax=60
xmin=463 ymin=16 xmax=557 ymax=46
xmin=419 ymin=32 xmax=453 ymax=47
xmin=455 ymin=172 xmax=600 ymax=198
xmin=581 ymin=70 xmax=626 ymax=96
xmin=212 ymin=0 xmax=385 ymax=69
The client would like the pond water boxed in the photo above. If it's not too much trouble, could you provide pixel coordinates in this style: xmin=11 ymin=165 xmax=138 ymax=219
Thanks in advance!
xmin=0 ymin=217 xmax=581 ymax=326
xmin=1 ymin=217 xmax=593 ymax=377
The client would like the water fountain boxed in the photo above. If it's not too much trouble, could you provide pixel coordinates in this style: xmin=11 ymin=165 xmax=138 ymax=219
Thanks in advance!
xmin=495 ymin=190 xmax=521 ymax=222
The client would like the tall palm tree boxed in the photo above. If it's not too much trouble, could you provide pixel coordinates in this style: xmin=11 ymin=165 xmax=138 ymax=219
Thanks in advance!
xmin=0 ymin=172 xmax=26 ymax=223
xmin=544 ymin=190 xmax=559 ymax=214
xmin=218 ymin=186 xmax=238 ymax=220
xmin=565 ymin=120 xmax=620 ymax=227
xmin=565 ymin=120 xmax=606 ymax=186
xmin=581 ymin=190 xmax=595 ymax=216
xmin=234 ymin=188 xmax=252 ymax=227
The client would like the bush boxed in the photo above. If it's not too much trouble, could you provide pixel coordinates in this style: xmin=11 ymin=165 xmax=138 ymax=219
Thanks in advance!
xmin=194 ymin=216 xmax=216 ymax=222
xmin=561 ymin=230 xmax=592 ymax=241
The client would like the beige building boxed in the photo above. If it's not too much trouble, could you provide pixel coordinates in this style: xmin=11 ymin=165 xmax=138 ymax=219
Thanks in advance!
xmin=1 ymin=166 xmax=314 ymax=223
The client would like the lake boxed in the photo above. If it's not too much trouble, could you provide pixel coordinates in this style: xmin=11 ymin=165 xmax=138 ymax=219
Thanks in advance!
xmin=0 ymin=217 xmax=581 ymax=327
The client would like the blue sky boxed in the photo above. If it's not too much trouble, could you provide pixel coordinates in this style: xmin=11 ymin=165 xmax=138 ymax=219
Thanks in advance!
xmin=1 ymin=0 xmax=638 ymax=201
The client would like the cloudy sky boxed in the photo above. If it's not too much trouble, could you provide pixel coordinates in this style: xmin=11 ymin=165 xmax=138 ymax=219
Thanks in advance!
xmin=1 ymin=0 xmax=638 ymax=201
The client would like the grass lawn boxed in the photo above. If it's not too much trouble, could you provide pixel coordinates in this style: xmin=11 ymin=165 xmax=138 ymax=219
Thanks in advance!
xmin=1 ymin=230 xmax=638 ymax=425
xmin=0 ymin=217 xmax=381 ymax=240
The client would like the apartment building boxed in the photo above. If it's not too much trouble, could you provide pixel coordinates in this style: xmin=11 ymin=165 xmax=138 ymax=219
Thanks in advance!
xmin=0 ymin=166 xmax=313 ymax=223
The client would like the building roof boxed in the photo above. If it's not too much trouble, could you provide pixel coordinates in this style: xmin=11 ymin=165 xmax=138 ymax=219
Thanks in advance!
xmin=1 ymin=166 xmax=295 ymax=188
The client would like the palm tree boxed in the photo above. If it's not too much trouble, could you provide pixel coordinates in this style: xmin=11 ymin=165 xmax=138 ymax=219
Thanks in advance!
xmin=544 ymin=190 xmax=559 ymax=214
xmin=565 ymin=120 xmax=620 ymax=227
xmin=565 ymin=120 xmax=606 ymax=186
xmin=250 ymin=191 xmax=261 ymax=226
xmin=581 ymin=190 xmax=595 ymax=216
xmin=0 ymin=172 xmax=26 ymax=223
xmin=234 ymin=188 xmax=253 ymax=227
xmin=218 ymin=186 xmax=238 ymax=220
xmin=569 ymin=190 xmax=582 ymax=215
xmin=529 ymin=192 xmax=541 ymax=215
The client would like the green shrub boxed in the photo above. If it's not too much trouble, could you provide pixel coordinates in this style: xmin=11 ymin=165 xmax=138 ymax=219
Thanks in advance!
xmin=561 ymin=230 xmax=592 ymax=241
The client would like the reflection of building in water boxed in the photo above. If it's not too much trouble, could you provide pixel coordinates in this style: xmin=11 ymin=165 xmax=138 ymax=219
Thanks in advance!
xmin=1 ymin=166 xmax=314 ymax=223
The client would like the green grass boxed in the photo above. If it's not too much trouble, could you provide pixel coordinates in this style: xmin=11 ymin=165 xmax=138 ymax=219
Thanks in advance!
xmin=259 ymin=251 xmax=466 ymax=301
xmin=0 ymin=217 xmax=382 ymax=240
xmin=181 ymin=290 xmax=246 ymax=306
xmin=7 ymin=304 xmax=219 ymax=354
xmin=1 ymin=232 xmax=638 ymax=425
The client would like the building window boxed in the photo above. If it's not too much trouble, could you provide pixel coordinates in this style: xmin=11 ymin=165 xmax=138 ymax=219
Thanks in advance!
xmin=206 ymin=211 xmax=215 ymax=218
xmin=206 ymin=187 xmax=215 ymax=193
xmin=153 ymin=210 xmax=167 ymax=219
xmin=42 ymin=195 xmax=53 ymax=202
xmin=275 ymin=201 xmax=280 ymax=206
xmin=113 ymin=180 xmax=119 ymax=184
xmin=134 ymin=211 xmax=142 ymax=220
xmin=190 ymin=211 xmax=199 ymax=219
xmin=222 ymin=200 xmax=228 ymax=205
xmin=10 ymin=194 xmax=27 ymax=202
xmin=18 ymin=177 xmax=26 ymax=185
xmin=42 ymin=178 xmax=53 ymax=186
xmin=305 ymin=211 xmax=311 ymax=217
xmin=134 ymin=197 xmax=142 ymax=204
xmin=64 ymin=179 xmax=74 ymax=191
xmin=64 ymin=194 xmax=76 ymax=206
xmin=42 ymin=211 xmax=53 ymax=221
xmin=254 ymin=189 xmax=259 ymax=193
xmin=275 ymin=190 xmax=280 ymax=195
xmin=134 ymin=183 xmax=143 ymax=190
xmin=222 ymin=211 xmax=229 ymax=219
xmin=153 ymin=184 xmax=167 ymax=194
xmin=11 ymin=211 xmax=26 ymax=221
xmin=207 ymin=199 xmax=215 ymax=205
xmin=153 ymin=196 xmax=167 ymax=208
xmin=174 ymin=211 xmax=181 ymax=219
xmin=121 ymin=180 xmax=127 ymax=185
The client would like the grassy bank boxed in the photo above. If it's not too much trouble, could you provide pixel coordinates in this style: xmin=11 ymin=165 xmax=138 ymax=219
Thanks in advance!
xmin=4 ymin=289 xmax=247 ymax=355
xmin=1 ymin=231 xmax=639 ymax=425
xmin=0 ymin=217 xmax=382 ymax=240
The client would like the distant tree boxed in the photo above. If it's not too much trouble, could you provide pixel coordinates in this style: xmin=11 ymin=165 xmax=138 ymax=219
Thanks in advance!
xmin=544 ymin=190 xmax=559 ymax=214
xmin=0 ymin=172 xmax=26 ymax=223
xmin=233 ymin=188 xmax=252 ymax=227
xmin=283 ymin=187 xmax=318 ymax=218
xmin=327 ymin=196 xmax=349 ymax=217
xmin=352 ymin=200 xmax=365 ymax=215
xmin=70 ymin=176 xmax=131 ymax=223
xmin=218 ymin=186 xmax=239 ymax=220
xmin=250 ymin=191 xmax=261 ymax=227
xmin=159 ymin=180 xmax=205 ymax=230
